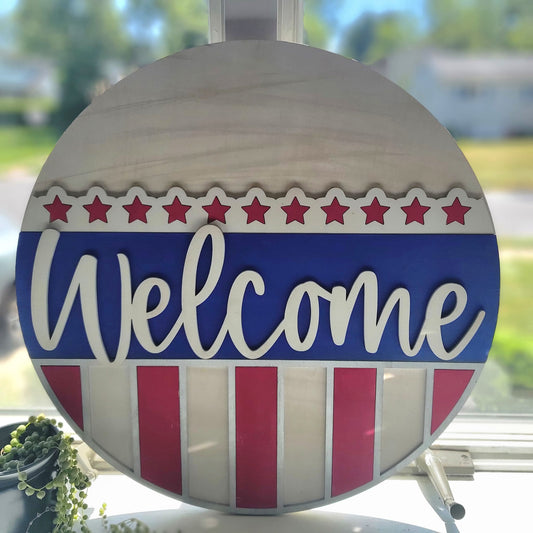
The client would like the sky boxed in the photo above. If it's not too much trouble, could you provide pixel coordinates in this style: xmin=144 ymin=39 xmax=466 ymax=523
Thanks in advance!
xmin=327 ymin=0 xmax=426 ymax=50
xmin=0 ymin=0 xmax=427 ymax=22
xmin=0 ymin=0 xmax=16 ymax=15
xmin=333 ymin=0 xmax=425 ymax=27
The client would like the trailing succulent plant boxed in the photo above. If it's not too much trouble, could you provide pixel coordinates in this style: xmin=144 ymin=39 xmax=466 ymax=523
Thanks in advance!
xmin=0 ymin=415 xmax=156 ymax=533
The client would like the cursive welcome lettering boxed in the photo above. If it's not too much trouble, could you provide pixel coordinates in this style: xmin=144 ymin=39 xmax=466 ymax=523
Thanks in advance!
xmin=30 ymin=227 xmax=485 ymax=364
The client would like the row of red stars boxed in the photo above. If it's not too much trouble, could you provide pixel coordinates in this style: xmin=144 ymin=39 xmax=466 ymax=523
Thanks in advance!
xmin=43 ymin=194 xmax=471 ymax=226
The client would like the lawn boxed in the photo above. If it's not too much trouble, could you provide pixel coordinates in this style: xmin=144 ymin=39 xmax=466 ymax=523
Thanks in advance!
xmin=497 ymin=248 xmax=533 ymax=338
xmin=473 ymin=241 xmax=533 ymax=411
xmin=0 ymin=125 xmax=58 ymax=177
xmin=459 ymin=137 xmax=533 ymax=191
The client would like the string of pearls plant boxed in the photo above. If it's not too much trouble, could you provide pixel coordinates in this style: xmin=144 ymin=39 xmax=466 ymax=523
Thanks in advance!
xmin=0 ymin=415 xmax=155 ymax=533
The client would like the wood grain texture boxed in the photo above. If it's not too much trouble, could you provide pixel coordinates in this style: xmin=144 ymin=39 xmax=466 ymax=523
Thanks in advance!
xmin=31 ymin=41 xmax=483 ymax=202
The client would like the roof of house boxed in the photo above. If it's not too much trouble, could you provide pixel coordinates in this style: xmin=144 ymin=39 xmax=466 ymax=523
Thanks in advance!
xmin=428 ymin=53 xmax=533 ymax=84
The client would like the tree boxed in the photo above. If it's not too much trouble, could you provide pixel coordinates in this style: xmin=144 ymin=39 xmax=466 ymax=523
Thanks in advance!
xmin=122 ymin=0 xmax=208 ymax=64
xmin=426 ymin=0 xmax=506 ymax=51
xmin=15 ymin=0 xmax=129 ymax=131
xmin=425 ymin=0 xmax=533 ymax=51
xmin=341 ymin=11 xmax=420 ymax=64
xmin=304 ymin=0 xmax=340 ymax=49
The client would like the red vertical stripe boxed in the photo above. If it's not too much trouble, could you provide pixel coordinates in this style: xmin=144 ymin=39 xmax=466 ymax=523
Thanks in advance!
xmin=41 ymin=365 xmax=84 ymax=430
xmin=332 ymin=368 xmax=376 ymax=497
xmin=235 ymin=367 xmax=277 ymax=509
xmin=137 ymin=366 xmax=181 ymax=494
xmin=431 ymin=369 xmax=474 ymax=434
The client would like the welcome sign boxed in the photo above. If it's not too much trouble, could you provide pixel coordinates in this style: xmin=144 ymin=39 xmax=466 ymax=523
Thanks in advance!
xmin=16 ymin=42 xmax=499 ymax=513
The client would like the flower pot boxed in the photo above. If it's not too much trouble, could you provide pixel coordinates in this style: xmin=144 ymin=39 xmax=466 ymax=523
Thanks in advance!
xmin=0 ymin=423 xmax=59 ymax=533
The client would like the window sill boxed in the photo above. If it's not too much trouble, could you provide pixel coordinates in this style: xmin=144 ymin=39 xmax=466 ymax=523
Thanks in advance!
xmin=79 ymin=470 xmax=532 ymax=533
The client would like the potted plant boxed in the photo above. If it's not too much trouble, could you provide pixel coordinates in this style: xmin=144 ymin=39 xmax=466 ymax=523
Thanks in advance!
xmin=1 ymin=415 xmax=155 ymax=533
xmin=0 ymin=414 xmax=91 ymax=533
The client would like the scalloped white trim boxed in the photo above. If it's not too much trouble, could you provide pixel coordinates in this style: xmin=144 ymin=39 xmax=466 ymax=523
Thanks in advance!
xmin=21 ymin=186 xmax=495 ymax=234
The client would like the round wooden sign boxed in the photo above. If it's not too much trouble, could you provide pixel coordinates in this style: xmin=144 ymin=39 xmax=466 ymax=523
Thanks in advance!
xmin=16 ymin=41 xmax=499 ymax=513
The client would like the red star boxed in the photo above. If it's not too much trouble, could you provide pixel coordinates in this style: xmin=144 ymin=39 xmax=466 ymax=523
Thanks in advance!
xmin=83 ymin=196 xmax=112 ymax=223
xmin=321 ymin=197 xmax=349 ymax=224
xmin=242 ymin=197 xmax=270 ymax=224
xmin=361 ymin=197 xmax=389 ymax=225
xmin=401 ymin=197 xmax=431 ymax=225
xmin=44 ymin=195 xmax=71 ymax=223
xmin=442 ymin=197 xmax=471 ymax=225
xmin=163 ymin=196 xmax=191 ymax=223
xmin=203 ymin=197 xmax=231 ymax=223
xmin=123 ymin=196 xmax=151 ymax=223
xmin=281 ymin=197 xmax=310 ymax=224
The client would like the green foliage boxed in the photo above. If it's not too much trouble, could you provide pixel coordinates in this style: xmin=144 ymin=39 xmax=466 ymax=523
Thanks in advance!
xmin=341 ymin=0 xmax=533 ymax=64
xmin=99 ymin=504 xmax=156 ymax=533
xmin=0 ymin=415 xmax=92 ymax=533
xmin=490 ymin=329 xmax=533 ymax=389
xmin=426 ymin=0 xmax=533 ymax=51
xmin=0 ymin=126 xmax=58 ymax=176
xmin=1 ymin=415 xmax=156 ymax=532
xmin=341 ymin=11 xmax=420 ymax=63
xmin=0 ymin=96 xmax=56 ymax=115
xmin=498 ymin=253 xmax=533 ymax=336
xmin=15 ymin=0 xmax=129 ymax=131
xmin=123 ymin=0 xmax=208 ymax=62
xmin=478 ymin=246 xmax=533 ymax=404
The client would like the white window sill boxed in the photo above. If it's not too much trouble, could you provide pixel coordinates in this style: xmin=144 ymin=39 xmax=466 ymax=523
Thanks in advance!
xmin=80 ymin=471 xmax=531 ymax=533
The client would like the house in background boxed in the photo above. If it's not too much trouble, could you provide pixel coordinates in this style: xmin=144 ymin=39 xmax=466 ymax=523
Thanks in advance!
xmin=373 ymin=50 xmax=533 ymax=139
xmin=0 ymin=53 xmax=57 ymax=125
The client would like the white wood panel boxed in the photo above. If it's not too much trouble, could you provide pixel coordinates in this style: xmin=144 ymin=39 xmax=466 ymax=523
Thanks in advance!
xmin=89 ymin=365 xmax=134 ymax=470
xmin=283 ymin=367 xmax=326 ymax=505
xmin=187 ymin=366 xmax=230 ymax=504
xmin=380 ymin=368 xmax=426 ymax=473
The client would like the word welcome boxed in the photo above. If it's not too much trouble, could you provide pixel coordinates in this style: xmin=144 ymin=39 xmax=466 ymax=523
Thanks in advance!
xmin=30 ymin=227 xmax=485 ymax=364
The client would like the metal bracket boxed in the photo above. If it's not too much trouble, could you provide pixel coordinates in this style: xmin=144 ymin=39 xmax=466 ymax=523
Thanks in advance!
xmin=415 ymin=449 xmax=468 ymax=520
xmin=208 ymin=0 xmax=303 ymax=44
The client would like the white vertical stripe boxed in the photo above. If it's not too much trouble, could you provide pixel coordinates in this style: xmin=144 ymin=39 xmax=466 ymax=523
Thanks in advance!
xmin=324 ymin=365 xmax=334 ymax=499
xmin=129 ymin=365 xmax=141 ymax=477
xmin=179 ymin=365 xmax=189 ymax=499
xmin=373 ymin=366 xmax=384 ymax=481
xmin=283 ymin=367 xmax=326 ymax=506
xmin=88 ymin=365 xmax=133 ymax=470
xmin=187 ymin=366 xmax=230 ymax=505
xmin=380 ymin=368 xmax=426 ymax=473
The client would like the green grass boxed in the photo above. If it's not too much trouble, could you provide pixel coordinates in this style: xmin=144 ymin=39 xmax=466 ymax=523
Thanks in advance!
xmin=485 ymin=246 xmax=533 ymax=398
xmin=498 ymin=237 xmax=533 ymax=249
xmin=0 ymin=96 xmax=56 ymax=114
xmin=0 ymin=125 xmax=58 ymax=177
xmin=497 ymin=251 xmax=533 ymax=335
xmin=459 ymin=137 xmax=533 ymax=191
